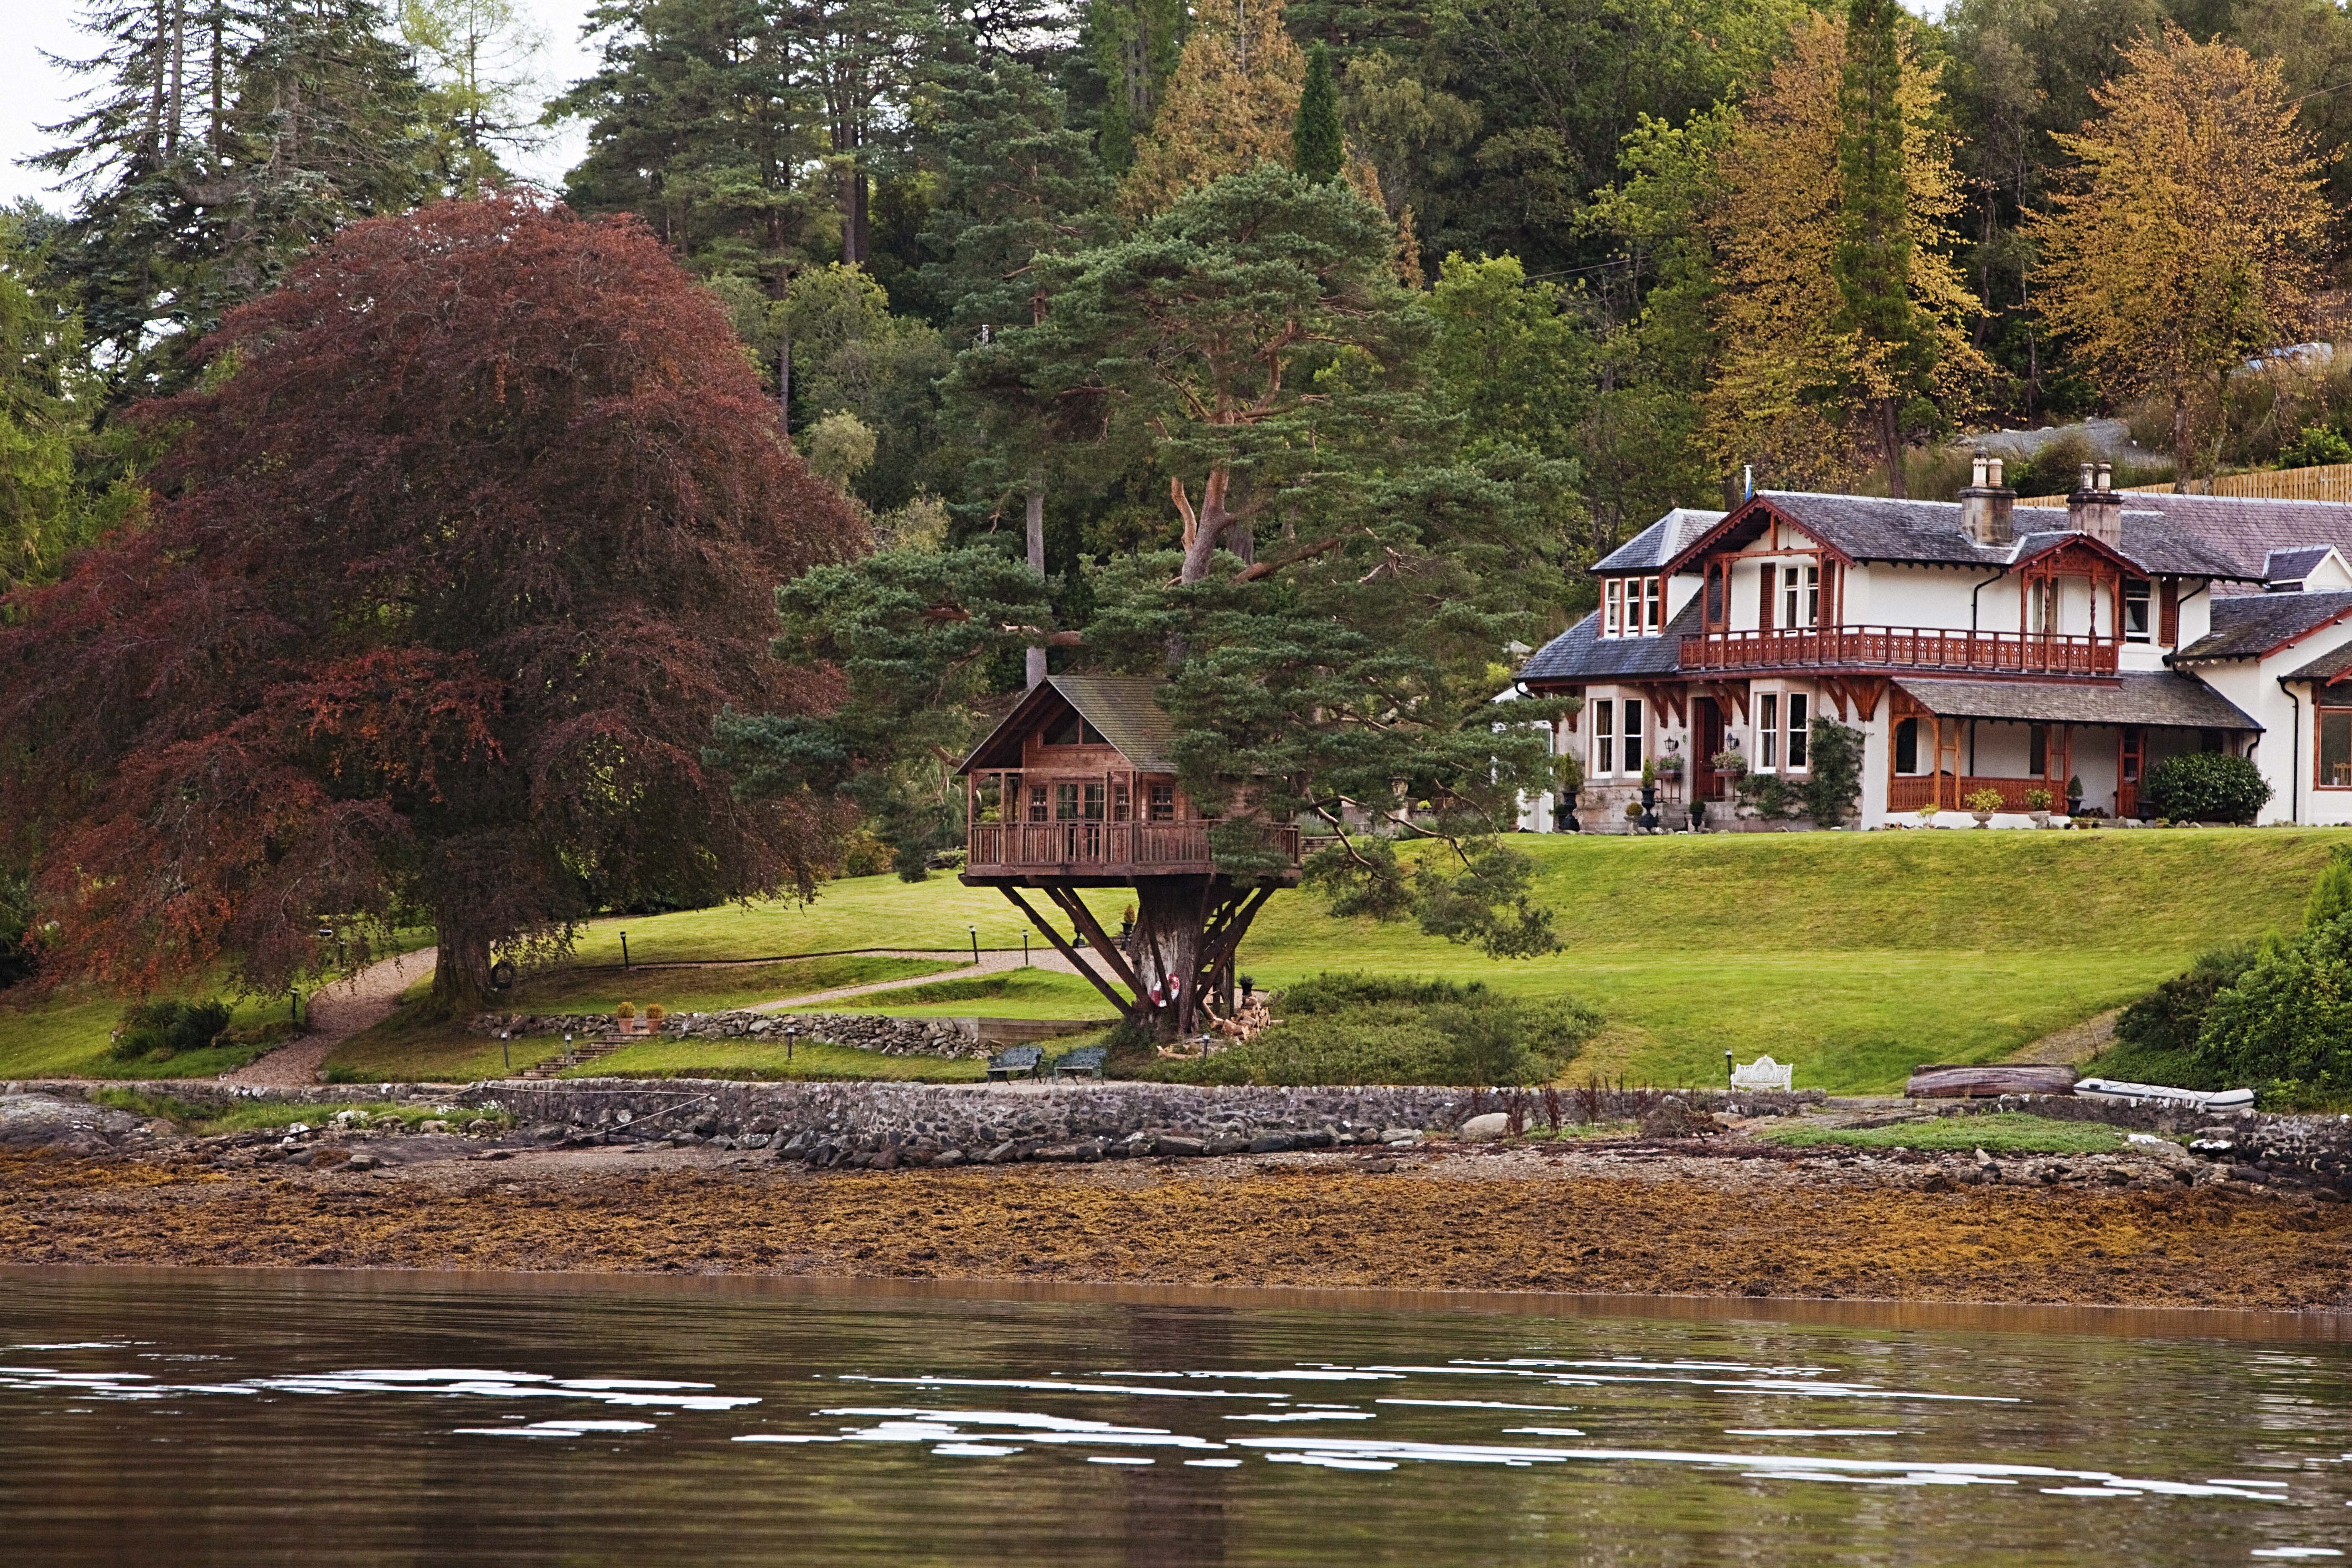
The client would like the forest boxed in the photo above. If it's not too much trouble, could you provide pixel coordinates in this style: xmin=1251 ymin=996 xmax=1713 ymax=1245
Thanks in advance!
xmin=3 ymin=0 xmax=2352 ymax=1006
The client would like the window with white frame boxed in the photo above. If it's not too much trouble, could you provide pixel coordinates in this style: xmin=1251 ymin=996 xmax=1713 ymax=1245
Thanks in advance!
xmin=1594 ymin=699 xmax=1615 ymax=774
xmin=1644 ymin=575 xmax=1663 ymax=631
xmin=2123 ymin=580 xmax=2151 ymax=643
xmin=1604 ymin=580 xmax=1622 ymax=637
xmin=1787 ymin=693 xmax=1808 ymax=769
xmin=1783 ymin=565 xmax=1819 ymax=628
xmin=1623 ymin=698 xmax=1644 ymax=773
xmin=1758 ymin=693 xmax=1779 ymax=768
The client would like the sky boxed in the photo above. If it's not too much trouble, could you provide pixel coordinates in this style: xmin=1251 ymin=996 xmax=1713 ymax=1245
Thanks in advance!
xmin=0 ymin=0 xmax=599 ymax=210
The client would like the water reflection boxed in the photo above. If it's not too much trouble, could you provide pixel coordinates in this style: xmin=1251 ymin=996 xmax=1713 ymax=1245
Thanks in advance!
xmin=0 ymin=1268 xmax=2344 ymax=1566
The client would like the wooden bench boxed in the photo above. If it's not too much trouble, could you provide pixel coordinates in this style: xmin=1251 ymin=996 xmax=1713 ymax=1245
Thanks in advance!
xmin=1051 ymin=1045 xmax=1107 ymax=1082
xmin=985 ymin=1044 xmax=1044 ymax=1082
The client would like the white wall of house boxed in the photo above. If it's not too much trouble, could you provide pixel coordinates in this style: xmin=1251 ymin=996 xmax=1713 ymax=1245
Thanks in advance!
xmin=2191 ymin=614 xmax=2352 ymax=825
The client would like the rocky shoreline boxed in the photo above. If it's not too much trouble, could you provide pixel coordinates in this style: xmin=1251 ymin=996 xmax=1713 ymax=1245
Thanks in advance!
xmin=2 ymin=1081 xmax=2348 ymax=1310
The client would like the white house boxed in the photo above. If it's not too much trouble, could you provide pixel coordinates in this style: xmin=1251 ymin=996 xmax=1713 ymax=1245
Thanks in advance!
xmin=1514 ymin=462 xmax=2352 ymax=829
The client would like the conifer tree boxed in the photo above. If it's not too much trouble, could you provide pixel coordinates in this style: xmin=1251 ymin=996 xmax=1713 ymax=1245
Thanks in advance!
xmin=1117 ymin=0 xmax=1305 ymax=216
xmin=1293 ymin=41 xmax=1344 ymax=183
xmin=1836 ymin=0 xmax=1926 ymax=495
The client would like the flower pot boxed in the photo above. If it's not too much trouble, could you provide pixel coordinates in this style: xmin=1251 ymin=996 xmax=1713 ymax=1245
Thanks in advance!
xmin=1971 ymin=810 xmax=1994 ymax=828
xmin=2029 ymin=810 xmax=2050 ymax=829
xmin=1638 ymin=784 xmax=1659 ymax=833
xmin=1688 ymin=800 xmax=1707 ymax=832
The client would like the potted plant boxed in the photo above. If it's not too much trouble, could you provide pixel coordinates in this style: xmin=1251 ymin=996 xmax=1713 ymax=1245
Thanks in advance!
xmin=1964 ymin=786 xmax=2005 ymax=828
xmin=1916 ymin=800 xmax=1939 ymax=828
xmin=1710 ymin=747 xmax=1748 ymax=781
xmin=2066 ymin=774 xmax=2084 ymax=815
xmin=1654 ymin=753 xmax=1684 ymax=780
xmin=645 ymin=1003 xmax=667 ymax=1034
xmin=2022 ymin=786 xmax=2053 ymax=828
xmin=1638 ymin=757 xmax=1660 ymax=831
xmin=1553 ymin=754 xmax=1584 ymax=833
xmin=615 ymin=1000 xmax=638 ymax=1035
xmin=1688 ymin=797 xmax=1708 ymax=832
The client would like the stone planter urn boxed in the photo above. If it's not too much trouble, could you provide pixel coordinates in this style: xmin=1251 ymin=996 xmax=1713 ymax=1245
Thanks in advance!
xmin=1970 ymin=810 xmax=1994 ymax=829
xmin=2028 ymin=809 xmax=2050 ymax=829
xmin=1638 ymin=783 xmax=1660 ymax=833
xmin=1688 ymin=799 xmax=1707 ymax=832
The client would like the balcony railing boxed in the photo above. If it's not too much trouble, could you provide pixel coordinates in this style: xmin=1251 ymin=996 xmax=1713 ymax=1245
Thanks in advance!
xmin=1681 ymin=625 xmax=2118 ymax=677
xmin=1888 ymin=774 xmax=2067 ymax=813
xmin=966 ymin=821 xmax=1302 ymax=876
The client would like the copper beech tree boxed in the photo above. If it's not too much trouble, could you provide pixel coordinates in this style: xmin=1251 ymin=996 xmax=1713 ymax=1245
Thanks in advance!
xmin=0 ymin=193 xmax=861 ymax=1010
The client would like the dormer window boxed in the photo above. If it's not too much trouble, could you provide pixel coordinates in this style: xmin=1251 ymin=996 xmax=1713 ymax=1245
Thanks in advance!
xmin=1602 ymin=576 xmax=1662 ymax=637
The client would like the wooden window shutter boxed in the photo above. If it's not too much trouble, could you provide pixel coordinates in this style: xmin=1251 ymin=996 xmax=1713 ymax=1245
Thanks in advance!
xmin=2159 ymin=580 xmax=2179 ymax=646
xmin=1757 ymin=562 xmax=1775 ymax=629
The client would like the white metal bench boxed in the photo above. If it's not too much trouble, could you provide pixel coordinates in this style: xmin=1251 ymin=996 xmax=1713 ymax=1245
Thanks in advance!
xmin=1730 ymin=1055 xmax=1794 ymax=1092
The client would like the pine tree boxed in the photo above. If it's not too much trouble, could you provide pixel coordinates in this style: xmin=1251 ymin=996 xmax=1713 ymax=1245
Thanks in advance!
xmin=1075 ymin=0 xmax=1186 ymax=175
xmin=1117 ymin=0 xmax=1305 ymax=216
xmin=0 ymin=214 xmax=87 ymax=593
xmin=399 ymin=0 xmax=546 ymax=196
xmin=1836 ymin=0 xmax=1924 ymax=495
xmin=1293 ymin=41 xmax=1344 ymax=183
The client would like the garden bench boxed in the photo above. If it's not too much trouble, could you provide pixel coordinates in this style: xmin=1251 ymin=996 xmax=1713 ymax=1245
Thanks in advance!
xmin=1051 ymin=1045 xmax=1107 ymax=1082
xmin=1730 ymin=1055 xmax=1793 ymax=1092
xmin=985 ymin=1044 xmax=1044 ymax=1082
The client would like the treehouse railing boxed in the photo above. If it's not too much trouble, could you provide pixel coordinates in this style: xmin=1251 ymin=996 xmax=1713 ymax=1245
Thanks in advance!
xmin=1682 ymin=625 xmax=2118 ymax=676
xmin=966 ymin=821 xmax=1302 ymax=874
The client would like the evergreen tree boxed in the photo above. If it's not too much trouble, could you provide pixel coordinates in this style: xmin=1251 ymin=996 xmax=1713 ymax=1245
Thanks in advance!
xmin=1837 ymin=0 xmax=1926 ymax=495
xmin=1073 ymin=0 xmax=1187 ymax=175
xmin=1292 ymin=41 xmax=1344 ymax=182
xmin=399 ymin=0 xmax=546 ymax=196
xmin=0 ymin=213 xmax=88 ymax=594
xmin=1117 ymin=0 xmax=1305 ymax=215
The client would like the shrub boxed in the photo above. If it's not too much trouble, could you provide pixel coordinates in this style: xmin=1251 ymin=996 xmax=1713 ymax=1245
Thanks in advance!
xmin=0 ymin=868 xmax=32 ymax=990
xmin=2142 ymin=753 xmax=2270 ymax=823
xmin=1800 ymin=720 xmax=1865 ymax=826
xmin=1141 ymin=972 xmax=1599 ymax=1087
xmin=2305 ymin=844 xmax=2352 ymax=928
xmin=2022 ymin=787 xmax=2053 ymax=812
xmin=108 ymin=999 xmax=235 ymax=1061
xmin=1963 ymin=787 xmax=2005 ymax=814
xmin=2108 ymin=942 xmax=2256 ymax=1085
xmin=645 ymin=1003 xmax=667 ymax=1029
xmin=616 ymin=1001 xmax=636 ymax=1020
xmin=2281 ymin=424 xmax=2352 ymax=469
xmin=2194 ymin=916 xmax=2352 ymax=1100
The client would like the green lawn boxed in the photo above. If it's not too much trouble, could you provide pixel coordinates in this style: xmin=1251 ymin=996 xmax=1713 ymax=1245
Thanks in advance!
xmin=777 ymin=968 xmax=1119 ymax=1020
xmin=1758 ymin=1111 xmax=2137 ymax=1156
xmin=495 ymin=954 xmax=955 ymax=1016
xmin=92 ymin=1088 xmax=511 ymax=1135
xmin=16 ymin=828 xmax=2344 ymax=1091
xmin=0 ymin=989 xmax=304 ymax=1080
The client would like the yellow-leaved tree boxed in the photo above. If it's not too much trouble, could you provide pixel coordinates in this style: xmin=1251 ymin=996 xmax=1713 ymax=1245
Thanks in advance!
xmin=1700 ymin=11 xmax=1986 ymax=490
xmin=2029 ymin=26 xmax=2330 ymax=478
xmin=1118 ymin=0 xmax=1306 ymax=217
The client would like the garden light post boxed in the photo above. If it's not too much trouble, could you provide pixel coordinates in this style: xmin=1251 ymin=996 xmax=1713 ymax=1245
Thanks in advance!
xmin=1726 ymin=1050 xmax=1734 ymax=1087
xmin=967 ymin=924 xmax=979 ymax=966
xmin=620 ymin=931 xmax=629 ymax=970
xmin=501 ymin=1032 xmax=511 ymax=1073
xmin=785 ymin=1026 xmax=797 ymax=1063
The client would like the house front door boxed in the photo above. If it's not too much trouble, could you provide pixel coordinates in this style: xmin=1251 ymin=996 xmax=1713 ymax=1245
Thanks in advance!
xmin=1693 ymin=696 xmax=1724 ymax=799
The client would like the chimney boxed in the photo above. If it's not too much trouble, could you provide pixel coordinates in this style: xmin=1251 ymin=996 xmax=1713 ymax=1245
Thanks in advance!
xmin=2067 ymin=460 xmax=2122 ymax=545
xmin=1959 ymin=451 xmax=2017 ymax=545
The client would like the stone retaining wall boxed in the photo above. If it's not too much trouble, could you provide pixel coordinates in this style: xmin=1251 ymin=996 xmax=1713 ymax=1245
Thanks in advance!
xmin=466 ymin=1010 xmax=996 ymax=1058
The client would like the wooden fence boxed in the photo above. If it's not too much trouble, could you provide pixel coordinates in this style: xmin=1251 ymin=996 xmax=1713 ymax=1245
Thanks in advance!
xmin=2014 ymin=461 xmax=2352 ymax=507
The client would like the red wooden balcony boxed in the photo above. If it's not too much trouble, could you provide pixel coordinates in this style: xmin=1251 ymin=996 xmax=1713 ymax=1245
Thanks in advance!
xmin=965 ymin=821 xmax=1303 ymax=882
xmin=1681 ymin=625 xmax=2118 ymax=677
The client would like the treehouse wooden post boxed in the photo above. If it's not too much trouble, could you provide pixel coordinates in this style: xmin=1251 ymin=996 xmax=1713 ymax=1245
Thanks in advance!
xmin=957 ymin=676 xmax=1302 ymax=1039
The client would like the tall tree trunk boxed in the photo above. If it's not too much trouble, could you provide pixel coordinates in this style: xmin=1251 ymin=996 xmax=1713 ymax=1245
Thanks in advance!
xmin=1130 ymin=878 xmax=1207 ymax=1038
xmin=1880 ymin=397 xmax=1906 ymax=498
xmin=432 ymin=918 xmax=494 ymax=1013
xmin=1025 ymin=481 xmax=1047 ymax=689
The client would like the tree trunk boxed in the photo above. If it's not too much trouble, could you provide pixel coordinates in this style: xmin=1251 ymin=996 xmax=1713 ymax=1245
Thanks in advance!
xmin=1025 ymin=482 xmax=1047 ymax=689
xmin=1879 ymin=397 xmax=1906 ymax=498
xmin=432 ymin=919 xmax=494 ymax=1013
xmin=1127 ymin=877 xmax=1274 ymax=1039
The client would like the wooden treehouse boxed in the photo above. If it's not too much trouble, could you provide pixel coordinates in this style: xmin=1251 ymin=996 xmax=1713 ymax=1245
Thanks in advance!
xmin=958 ymin=675 xmax=1302 ymax=1035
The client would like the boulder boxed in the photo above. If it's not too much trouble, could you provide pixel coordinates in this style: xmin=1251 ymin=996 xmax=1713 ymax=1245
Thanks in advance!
xmin=1456 ymin=1112 xmax=1512 ymax=1142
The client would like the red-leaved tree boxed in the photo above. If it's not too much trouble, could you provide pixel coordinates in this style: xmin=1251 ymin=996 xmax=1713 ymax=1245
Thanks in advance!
xmin=0 ymin=193 xmax=862 ymax=1009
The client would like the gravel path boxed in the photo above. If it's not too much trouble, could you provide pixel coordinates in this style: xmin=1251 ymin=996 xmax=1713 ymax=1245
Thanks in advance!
xmin=224 ymin=948 xmax=438 ymax=1088
xmin=749 ymin=945 xmax=1112 ymax=1011
xmin=2008 ymin=1007 xmax=2120 ymax=1066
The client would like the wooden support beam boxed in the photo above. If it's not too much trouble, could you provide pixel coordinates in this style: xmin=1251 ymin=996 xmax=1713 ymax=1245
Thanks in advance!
xmin=998 ymin=887 xmax=1137 ymax=1017
xmin=1042 ymin=884 xmax=1143 ymax=995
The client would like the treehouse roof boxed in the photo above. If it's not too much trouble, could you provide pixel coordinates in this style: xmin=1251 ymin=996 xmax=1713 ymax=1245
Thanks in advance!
xmin=959 ymin=675 xmax=1180 ymax=775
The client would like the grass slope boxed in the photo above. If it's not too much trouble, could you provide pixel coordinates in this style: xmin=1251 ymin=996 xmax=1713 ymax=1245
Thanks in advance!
xmin=1759 ymin=1112 xmax=2135 ymax=1156
xmin=495 ymin=954 xmax=955 ymax=1016
xmin=0 ymin=990 xmax=303 ymax=1080
xmin=775 ymin=969 xmax=1117 ymax=1020
xmin=565 ymin=1038 xmax=988 ymax=1083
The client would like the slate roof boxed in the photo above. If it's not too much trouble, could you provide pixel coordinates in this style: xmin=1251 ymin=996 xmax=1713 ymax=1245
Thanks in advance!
xmin=2169 ymin=591 xmax=2352 ymax=664
xmin=1715 ymin=493 xmax=2257 ymax=579
xmin=1516 ymin=597 xmax=1703 ymax=685
xmin=2117 ymin=493 xmax=2352 ymax=594
xmin=959 ymin=674 xmax=1178 ymax=774
xmin=1893 ymin=674 xmax=2261 ymax=731
xmin=2285 ymin=642 xmax=2352 ymax=684
xmin=2264 ymin=545 xmax=2337 ymax=585
xmin=1593 ymin=508 xmax=1725 ymax=573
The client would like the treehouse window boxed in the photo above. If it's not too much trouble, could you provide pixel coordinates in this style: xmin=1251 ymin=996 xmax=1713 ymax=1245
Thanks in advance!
xmin=1043 ymin=711 xmax=1107 ymax=746
xmin=1147 ymin=784 xmax=1176 ymax=821
xmin=1028 ymin=786 xmax=1049 ymax=823
xmin=1083 ymin=782 xmax=1106 ymax=820
xmin=1114 ymin=783 xmax=1132 ymax=821
xmin=1055 ymin=782 xmax=1081 ymax=820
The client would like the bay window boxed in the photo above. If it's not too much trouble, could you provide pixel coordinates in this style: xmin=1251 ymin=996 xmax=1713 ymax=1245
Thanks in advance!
xmin=1623 ymin=698 xmax=1644 ymax=773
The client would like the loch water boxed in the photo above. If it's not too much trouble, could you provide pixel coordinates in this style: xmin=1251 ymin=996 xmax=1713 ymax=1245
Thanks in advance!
xmin=0 ymin=1268 xmax=2347 ymax=1565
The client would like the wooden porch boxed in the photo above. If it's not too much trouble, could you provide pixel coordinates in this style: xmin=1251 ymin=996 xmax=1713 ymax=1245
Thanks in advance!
xmin=964 ymin=820 xmax=1304 ymax=884
xmin=1682 ymin=625 xmax=2118 ymax=677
